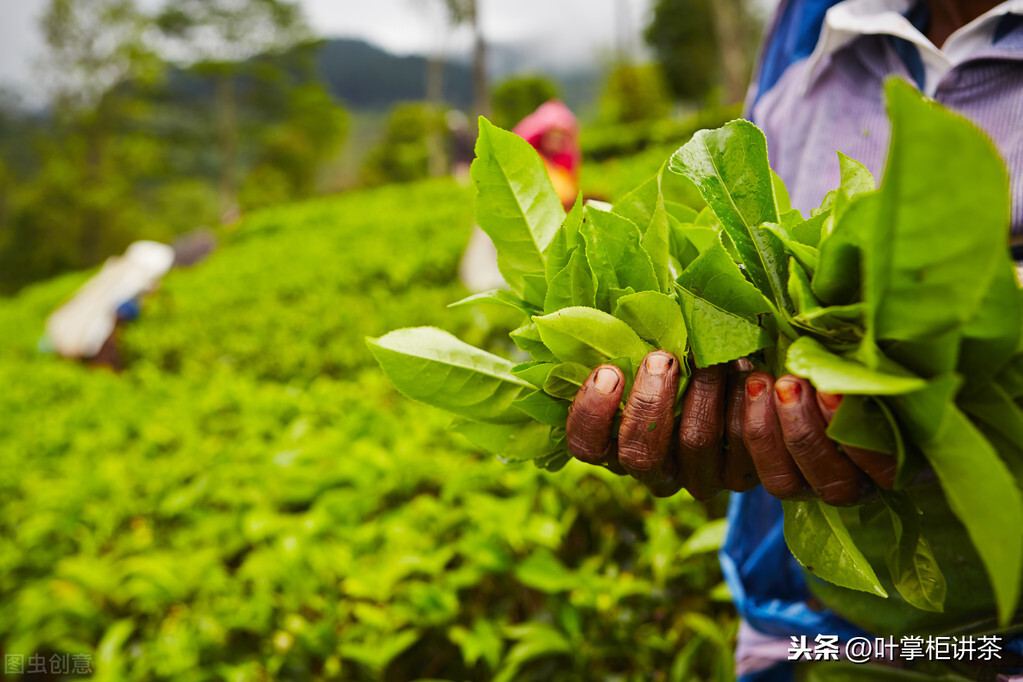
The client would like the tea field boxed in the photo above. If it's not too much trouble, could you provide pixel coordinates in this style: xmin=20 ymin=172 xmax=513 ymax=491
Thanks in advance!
xmin=0 ymin=159 xmax=737 ymax=680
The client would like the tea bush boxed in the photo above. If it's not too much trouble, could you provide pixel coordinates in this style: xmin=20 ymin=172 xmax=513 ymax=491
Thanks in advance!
xmin=0 ymin=177 xmax=736 ymax=680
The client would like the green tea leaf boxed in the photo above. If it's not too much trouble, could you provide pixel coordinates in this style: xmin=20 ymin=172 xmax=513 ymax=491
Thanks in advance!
xmin=613 ymin=174 xmax=659 ymax=229
xmin=542 ymin=362 xmax=591 ymax=400
xmin=533 ymin=306 xmax=654 ymax=368
xmin=878 ymin=490 xmax=946 ymax=613
xmin=613 ymin=291 xmax=688 ymax=362
xmin=453 ymin=418 xmax=560 ymax=459
xmin=472 ymin=118 xmax=564 ymax=296
xmin=677 ymin=287 xmax=772 ymax=368
xmin=832 ymin=151 xmax=876 ymax=221
xmin=765 ymin=222 xmax=819 ymax=275
xmin=669 ymin=120 xmax=790 ymax=310
xmin=510 ymin=360 xmax=556 ymax=388
xmin=864 ymin=80 xmax=1010 ymax=343
xmin=643 ymin=190 xmax=673 ymax=292
xmin=511 ymin=390 xmax=570 ymax=427
xmin=813 ymin=191 xmax=868 ymax=306
xmin=959 ymin=382 xmax=1023 ymax=466
xmin=544 ymin=194 xmax=584 ymax=283
xmin=665 ymin=201 xmax=699 ymax=224
xmin=958 ymin=258 xmax=1023 ymax=382
xmin=509 ymin=323 xmax=557 ymax=362
xmin=676 ymin=242 xmax=772 ymax=321
xmin=786 ymin=258 xmax=819 ymax=317
xmin=782 ymin=499 xmax=888 ymax=597
xmin=544 ymin=247 xmax=596 ymax=313
xmin=789 ymin=211 xmax=827 ymax=248
xmin=826 ymin=396 xmax=900 ymax=457
xmin=670 ymin=224 xmax=718 ymax=268
xmin=368 ymin=327 xmax=532 ymax=423
xmin=916 ymin=403 xmax=1023 ymax=626
xmin=771 ymin=170 xmax=791 ymax=213
xmin=582 ymin=207 xmax=659 ymax=309
xmin=785 ymin=337 xmax=927 ymax=395
xmin=449 ymin=289 xmax=541 ymax=317
xmin=885 ymin=373 xmax=962 ymax=444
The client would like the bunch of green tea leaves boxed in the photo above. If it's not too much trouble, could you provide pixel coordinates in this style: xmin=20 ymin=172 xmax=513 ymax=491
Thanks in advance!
xmin=368 ymin=80 xmax=1023 ymax=624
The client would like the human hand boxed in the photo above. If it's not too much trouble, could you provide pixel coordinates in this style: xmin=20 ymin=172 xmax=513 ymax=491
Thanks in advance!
xmin=565 ymin=352 xmax=897 ymax=505
xmin=742 ymin=372 xmax=896 ymax=506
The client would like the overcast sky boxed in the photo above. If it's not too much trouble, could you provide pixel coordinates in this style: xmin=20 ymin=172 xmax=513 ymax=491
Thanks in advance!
xmin=0 ymin=0 xmax=685 ymax=105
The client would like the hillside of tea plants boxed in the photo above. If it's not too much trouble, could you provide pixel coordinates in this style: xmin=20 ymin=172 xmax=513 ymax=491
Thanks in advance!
xmin=0 ymin=166 xmax=737 ymax=680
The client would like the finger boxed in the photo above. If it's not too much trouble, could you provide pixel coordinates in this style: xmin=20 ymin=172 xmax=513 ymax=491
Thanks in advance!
xmin=743 ymin=372 xmax=810 ymax=500
xmin=722 ymin=358 xmax=759 ymax=492
xmin=775 ymin=377 xmax=872 ymax=506
xmin=602 ymin=440 xmax=628 ymax=476
xmin=816 ymin=391 xmax=897 ymax=490
xmin=567 ymin=365 xmax=624 ymax=466
xmin=677 ymin=364 xmax=727 ymax=500
xmin=618 ymin=351 xmax=682 ymax=497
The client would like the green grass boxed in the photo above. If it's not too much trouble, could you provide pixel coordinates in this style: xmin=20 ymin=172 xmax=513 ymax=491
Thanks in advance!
xmin=0 ymin=175 xmax=736 ymax=680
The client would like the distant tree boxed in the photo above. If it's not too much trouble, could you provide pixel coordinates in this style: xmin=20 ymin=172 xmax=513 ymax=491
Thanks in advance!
xmin=40 ymin=0 xmax=160 ymax=113
xmin=644 ymin=0 xmax=760 ymax=105
xmin=599 ymin=63 xmax=672 ymax=124
xmin=490 ymin=75 xmax=559 ymax=130
xmin=26 ymin=0 xmax=163 ymax=268
xmin=360 ymin=103 xmax=447 ymax=187
xmin=240 ymin=83 xmax=348 ymax=210
xmin=155 ymin=0 xmax=308 ymax=219
xmin=440 ymin=0 xmax=488 ymax=118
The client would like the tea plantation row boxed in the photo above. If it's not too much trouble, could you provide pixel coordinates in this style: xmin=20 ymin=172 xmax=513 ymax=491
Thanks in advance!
xmin=0 ymin=172 xmax=737 ymax=680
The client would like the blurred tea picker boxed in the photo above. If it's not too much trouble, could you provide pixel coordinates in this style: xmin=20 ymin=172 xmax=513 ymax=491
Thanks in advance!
xmin=459 ymin=100 xmax=583 ymax=293
xmin=44 ymin=241 xmax=175 ymax=370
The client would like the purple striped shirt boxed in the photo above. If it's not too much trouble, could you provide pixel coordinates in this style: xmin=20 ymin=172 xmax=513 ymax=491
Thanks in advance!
xmin=749 ymin=25 xmax=1023 ymax=236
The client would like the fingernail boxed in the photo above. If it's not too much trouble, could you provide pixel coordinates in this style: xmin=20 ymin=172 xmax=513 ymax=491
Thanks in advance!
xmin=734 ymin=357 xmax=755 ymax=373
xmin=746 ymin=379 xmax=765 ymax=399
xmin=646 ymin=353 xmax=673 ymax=375
xmin=776 ymin=380 xmax=801 ymax=405
xmin=819 ymin=391 xmax=842 ymax=410
xmin=594 ymin=368 xmax=620 ymax=394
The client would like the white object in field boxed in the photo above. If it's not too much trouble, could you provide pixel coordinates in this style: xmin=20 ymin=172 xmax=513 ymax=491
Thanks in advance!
xmin=46 ymin=241 xmax=175 ymax=359
xmin=459 ymin=227 xmax=506 ymax=293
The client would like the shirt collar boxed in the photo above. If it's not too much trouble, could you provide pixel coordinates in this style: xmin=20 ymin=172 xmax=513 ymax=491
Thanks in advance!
xmin=801 ymin=0 xmax=1023 ymax=95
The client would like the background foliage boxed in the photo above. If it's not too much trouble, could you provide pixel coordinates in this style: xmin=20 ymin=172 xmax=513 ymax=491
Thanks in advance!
xmin=0 ymin=155 xmax=738 ymax=679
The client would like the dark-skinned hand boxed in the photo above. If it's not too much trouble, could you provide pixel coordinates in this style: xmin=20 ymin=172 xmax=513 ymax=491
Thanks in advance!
xmin=565 ymin=351 xmax=898 ymax=505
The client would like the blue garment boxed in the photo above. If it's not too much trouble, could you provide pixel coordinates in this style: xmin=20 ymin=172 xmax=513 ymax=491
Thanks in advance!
xmin=730 ymin=2 xmax=1023 ymax=679
xmin=115 ymin=297 xmax=141 ymax=322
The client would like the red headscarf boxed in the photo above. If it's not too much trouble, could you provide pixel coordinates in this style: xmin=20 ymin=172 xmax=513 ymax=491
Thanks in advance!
xmin=511 ymin=99 xmax=581 ymax=177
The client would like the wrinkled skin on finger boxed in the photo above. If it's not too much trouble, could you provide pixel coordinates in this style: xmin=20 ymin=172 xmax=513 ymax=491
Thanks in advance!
xmin=567 ymin=352 xmax=685 ymax=497
xmin=617 ymin=351 xmax=683 ymax=496
xmin=722 ymin=359 xmax=760 ymax=492
xmin=676 ymin=365 xmax=727 ymax=500
xmin=566 ymin=364 xmax=624 ymax=467
xmin=744 ymin=373 xmax=897 ymax=506
xmin=567 ymin=350 xmax=898 ymax=507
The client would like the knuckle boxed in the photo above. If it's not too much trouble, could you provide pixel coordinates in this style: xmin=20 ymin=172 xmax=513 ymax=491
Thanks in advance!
xmin=690 ymin=366 xmax=725 ymax=391
xmin=742 ymin=419 xmax=776 ymax=452
xmin=679 ymin=408 xmax=723 ymax=453
xmin=625 ymin=391 xmax=669 ymax=423
xmin=783 ymin=419 xmax=830 ymax=458
xmin=618 ymin=441 xmax=660 ymax=473
xmin=566 ymin=415 xmax=612 ymax=465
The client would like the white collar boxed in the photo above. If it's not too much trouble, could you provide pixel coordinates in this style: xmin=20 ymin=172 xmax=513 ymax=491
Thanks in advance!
xmin=802 ymin=0 xmax=1023 ymax=96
